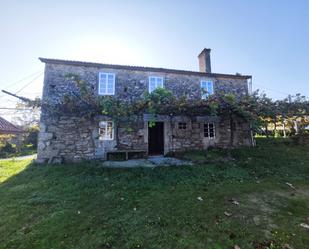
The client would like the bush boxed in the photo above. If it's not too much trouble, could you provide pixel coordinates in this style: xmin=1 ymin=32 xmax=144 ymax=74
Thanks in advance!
xmin=274 ymin=130 xmax=282 ymax=138
xmin=0 ymin=142 xmax=17 ymax=158
xmin=24 ymin=126 xmax=39 ymax=149
xmin=0 ymin=125 xmax=38 ymax=158
xmin=291 ymin=134 xmax=309 ymax=145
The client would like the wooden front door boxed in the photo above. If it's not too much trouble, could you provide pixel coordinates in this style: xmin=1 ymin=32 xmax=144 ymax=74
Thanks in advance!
xmin=148 ymin=122 xmax=164 ymax=155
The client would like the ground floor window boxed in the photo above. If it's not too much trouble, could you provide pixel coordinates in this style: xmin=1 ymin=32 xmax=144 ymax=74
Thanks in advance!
xmin=178 ymin=122 xmax=187 ymax=129
xmin=99 ymin=121 xmax=114 ymax=140
xmin=204 ymin=123 xmax=215 ymax=138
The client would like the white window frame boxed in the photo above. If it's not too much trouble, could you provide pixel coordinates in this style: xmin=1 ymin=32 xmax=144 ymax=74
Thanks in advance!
xmin=98 ymin=73 xmax=115 ymax=95
xmin=99 ymin=121 xmax=114 ymax=140
xmin=148 ymin=76 xmax=164 ymax=93
xmin=204 ymin=122 xmax=215 ymax=139
xmin=200 ymin=80 xmax=214 ymax=99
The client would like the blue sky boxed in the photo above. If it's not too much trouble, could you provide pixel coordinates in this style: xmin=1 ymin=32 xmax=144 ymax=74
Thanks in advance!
xmin=0 ymin=0 xmax=308 ymax=120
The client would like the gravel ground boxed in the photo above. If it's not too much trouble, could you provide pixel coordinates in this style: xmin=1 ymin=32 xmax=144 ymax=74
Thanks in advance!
xmin=101 ymin=156 xmax=192 ymax=168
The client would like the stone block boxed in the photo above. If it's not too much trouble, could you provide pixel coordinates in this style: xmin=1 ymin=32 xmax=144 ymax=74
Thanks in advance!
xmin=39 ymin=132 xmax=53 ymax=141
xmin=40 ymin=122 xmax=47 ymax=132
xmin=38 ymin=142 xmax=46 ymax=150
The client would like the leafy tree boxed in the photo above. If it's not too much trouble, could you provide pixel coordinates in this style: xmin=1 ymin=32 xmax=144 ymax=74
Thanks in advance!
xmin=12 ymin=101 xmax=40 ymax=127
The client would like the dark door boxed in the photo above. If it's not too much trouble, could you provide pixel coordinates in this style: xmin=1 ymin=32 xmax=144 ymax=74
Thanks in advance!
xmin=148 ymin=122 xmax=164 ymax=155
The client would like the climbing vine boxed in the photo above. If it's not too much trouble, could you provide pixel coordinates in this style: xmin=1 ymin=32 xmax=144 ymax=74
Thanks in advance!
xmin=24 ymin=73 xmax=309 ymax=137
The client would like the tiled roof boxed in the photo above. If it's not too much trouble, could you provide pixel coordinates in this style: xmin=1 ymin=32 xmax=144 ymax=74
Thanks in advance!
xmin=0 ymin=116 xmax=23 ymax=134
xmin=39 ymin=58 xmax=252 ymax=79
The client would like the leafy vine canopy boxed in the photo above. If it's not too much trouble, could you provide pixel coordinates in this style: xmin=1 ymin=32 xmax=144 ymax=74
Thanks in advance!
xmin=29 ymin=73 xmax=308 ymax=131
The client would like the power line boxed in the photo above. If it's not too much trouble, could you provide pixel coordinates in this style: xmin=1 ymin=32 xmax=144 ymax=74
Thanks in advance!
xmin=1 ymin=70 xmax=43 ymax=90
xmin=253 ymin=83 xmax=291 ymax=96
xmin=15 ymin=73 xmax=43 ymax=94
xmin=0 ymin=70 xmax=43 ymax=100
xmin=1 ymin=93 xmax=41 ymax=99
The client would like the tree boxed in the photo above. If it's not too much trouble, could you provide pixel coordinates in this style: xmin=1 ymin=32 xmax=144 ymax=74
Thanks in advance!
xmin=11 ymin=101 xmax=40 ymax=127
xmin=256 ymin=93 xmax=276 ymax=137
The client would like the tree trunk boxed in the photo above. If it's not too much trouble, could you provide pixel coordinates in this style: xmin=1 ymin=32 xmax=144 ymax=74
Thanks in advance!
xmin=265 ymin=122 xmax=269 ymax=138
xmin=294 ymin=120 xmax=299 ymax=135
xmin=283 ymin=119 xmax=287 ymax=138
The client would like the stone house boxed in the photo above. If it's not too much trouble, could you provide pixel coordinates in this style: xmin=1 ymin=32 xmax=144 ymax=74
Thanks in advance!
xmin=37 ymin=48 xmax=253 ymax=163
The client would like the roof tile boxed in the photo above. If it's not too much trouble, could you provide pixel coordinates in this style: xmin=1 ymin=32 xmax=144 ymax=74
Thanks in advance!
xmin=39 ymin=58 xmax=251 ymax=79
xmin=0 ymin=116 xmax=23 ymax=134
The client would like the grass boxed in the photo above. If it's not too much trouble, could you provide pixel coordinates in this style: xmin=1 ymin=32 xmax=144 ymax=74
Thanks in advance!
xmin=0 ymin=138 xmax=308 ymax=249
xmin=0 ymin=147 xmax=36 ymax=159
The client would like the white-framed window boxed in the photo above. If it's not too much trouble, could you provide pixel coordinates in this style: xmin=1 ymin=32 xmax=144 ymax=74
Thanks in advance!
xmin=200 ymin=80 xmax=214 ymax=99
xmin=99 ymin=73 xmax=115 ymax=95
xmin=204 ymin=123 xmax=215 ymax=138
xmin=149 ymin=76 xmax=164 ymax=93
xmin=99 ymin=121 xmax=114 ymax=140
xmin=178 ymin=122 xmax=187 ymax=130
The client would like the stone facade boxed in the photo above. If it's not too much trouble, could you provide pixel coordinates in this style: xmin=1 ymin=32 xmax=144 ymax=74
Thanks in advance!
xmin=37 ymin=52 xmax=253 ymax=163
xmin=41 ymin=63 xmax=248 ymax=104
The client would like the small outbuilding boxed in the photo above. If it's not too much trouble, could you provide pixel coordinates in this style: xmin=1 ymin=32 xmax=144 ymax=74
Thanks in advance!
xmin=0 ymin=116 xmax=23 ymax=134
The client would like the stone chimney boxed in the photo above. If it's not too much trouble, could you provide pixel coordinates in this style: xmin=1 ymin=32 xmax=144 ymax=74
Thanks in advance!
xmin=198 ymin=48 xmax=211 ymax=73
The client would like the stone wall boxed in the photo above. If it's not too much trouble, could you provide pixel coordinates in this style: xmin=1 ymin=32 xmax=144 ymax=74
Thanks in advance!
xmin=41 ymin=63 xmax=248 ymax=106
xmin=38 ymin=116 xmax=96 ymax=163
xmin=37 ymin=62 xmax=252 ymax=163
xmin=37 ymin=114 xmax=252 ymax=163
xmin=168 ymin=115 xmax=252 ymax=152
xmin=117 ymin=119 xmax=147 ymax=150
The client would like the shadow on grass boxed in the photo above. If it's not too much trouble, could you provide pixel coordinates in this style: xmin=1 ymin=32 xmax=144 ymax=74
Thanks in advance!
xmin=0 ymin=138 xmax=308 ymax=249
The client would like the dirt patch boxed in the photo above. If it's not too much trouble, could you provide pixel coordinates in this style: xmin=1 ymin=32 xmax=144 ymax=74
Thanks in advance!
xmin=291 ymin=188 xmax=309 ymax=198
xmin=271 ymin=185 xmax=309 ymax=199
xmin=238 ymin=185 xmax=309 ymax=243
xmin=248 ymin=195 xmax=275 ymax=214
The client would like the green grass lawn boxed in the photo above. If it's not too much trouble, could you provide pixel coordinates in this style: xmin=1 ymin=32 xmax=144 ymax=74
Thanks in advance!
xmin=0 ymin=138 xmax=308 ymax=249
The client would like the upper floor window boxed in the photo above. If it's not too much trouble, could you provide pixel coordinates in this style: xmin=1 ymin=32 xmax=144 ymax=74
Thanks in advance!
xmin=200 ymin=80 xmax=214 ymax=99
xmin=99 ymin=121 xmax=114 ymax=140
xmin=149 ymin=76 xmax=164 ymax=93
xmin=99 ymin=73 xmax=115 ymax=95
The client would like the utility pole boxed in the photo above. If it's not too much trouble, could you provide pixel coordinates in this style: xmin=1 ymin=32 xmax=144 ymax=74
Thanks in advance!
xmin=1 ymin=90 xmax=32 ymax=103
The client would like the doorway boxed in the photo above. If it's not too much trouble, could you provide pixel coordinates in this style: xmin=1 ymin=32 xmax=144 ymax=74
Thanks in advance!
xmin=148 ymin=122 xmax=164 ymax=155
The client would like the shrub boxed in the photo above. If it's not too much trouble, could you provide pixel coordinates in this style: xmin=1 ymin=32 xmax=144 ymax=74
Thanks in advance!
xmin=0 ymin=142 xmax=17 ymax=157
xmin=0 ymin=125 xmax=38 ymax=158
xmin=23 ymin=125 xmax=39 ymax=149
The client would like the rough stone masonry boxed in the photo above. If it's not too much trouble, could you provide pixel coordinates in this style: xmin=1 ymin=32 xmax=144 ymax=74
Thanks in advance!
xmin=37 ymin=49 xmax=253 ymax=163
